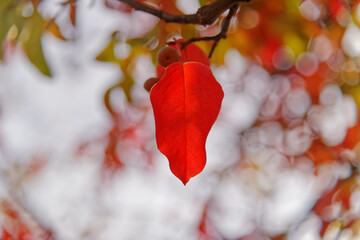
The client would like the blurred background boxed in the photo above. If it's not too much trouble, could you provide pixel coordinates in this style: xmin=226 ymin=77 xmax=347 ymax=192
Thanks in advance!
xmin=1 ymin=0 xmax=360 ymax=239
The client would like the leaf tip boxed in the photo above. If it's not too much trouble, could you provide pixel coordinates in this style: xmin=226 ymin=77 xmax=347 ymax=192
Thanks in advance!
xmin=180 ymin=177 xmax=189 ymax=185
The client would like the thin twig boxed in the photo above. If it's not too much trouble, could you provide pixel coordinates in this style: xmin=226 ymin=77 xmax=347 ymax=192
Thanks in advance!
xmin=118 ymin=0 xmax=250 ymax=58
xmin=208 ymin=4 xmax=239 ymax=58
xmin=170 ymin=4 xmax=240 ymax=58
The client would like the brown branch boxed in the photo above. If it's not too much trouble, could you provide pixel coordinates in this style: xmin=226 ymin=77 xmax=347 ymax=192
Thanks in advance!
xmin=117 ymin=0 xmax=250 ymax=25
xmin=195 ymin=0 xmax=245 ymax=25
xmin=118 ymin=0 xmax=251 ymax=58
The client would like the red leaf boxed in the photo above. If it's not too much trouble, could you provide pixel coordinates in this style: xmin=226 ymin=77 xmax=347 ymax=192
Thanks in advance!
xmin=157 ymin=42 xmax=210 ymax=78
xmin=104 ymin=127 xmax=123 ymax=171
xmin=179 ymin=43 xmax=210 ymax=66
xmin=198 ymin=204 xmax=219 ymax=239
xmin=69 ymin=2 xmax=76 ymax=26
xmin=150 ymin=62 xmax=224 ymax=184
xmin=307 ymin=140 xmax=337 ymax=166
xmin=329 ymin=0 xmax=345 ymax=18
xmin=340 ymin=124 xmax=360 ymax=149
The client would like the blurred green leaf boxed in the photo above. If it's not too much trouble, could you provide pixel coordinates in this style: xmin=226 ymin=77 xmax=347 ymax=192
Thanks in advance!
xmin=0 ymin=0 xmax=17 ymax=60
xmin=126 ymin=37 xmax=148 ymax=47
xmin=21 ymin=9 xmax=52 ymax=77
xmin=0 ymin=1 xmax=52 ymax=76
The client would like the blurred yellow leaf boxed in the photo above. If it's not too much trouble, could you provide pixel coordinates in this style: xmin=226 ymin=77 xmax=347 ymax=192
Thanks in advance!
xmin=209 ymin=39 xmax=231 ymax=65
xmin=283 ymin=32 xmax=306 ymax=56
xmin=344 ymin=84 xmax=360 ymax=111
xmin=120 ymin=75 xmax=134 ymax=102
xmin=96 ymin=38 xmax=117 ymax=62
xmin=45 ymin=19 xmax=66 ymax=41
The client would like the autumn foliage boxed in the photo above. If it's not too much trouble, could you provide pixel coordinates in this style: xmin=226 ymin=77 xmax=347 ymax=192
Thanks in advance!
xmin=2 ymin=0 xmax=360 ymax=239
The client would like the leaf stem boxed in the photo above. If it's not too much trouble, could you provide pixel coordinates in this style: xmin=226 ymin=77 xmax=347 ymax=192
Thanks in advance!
xmin=169 ymin=4 xmax=240 ymax=59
